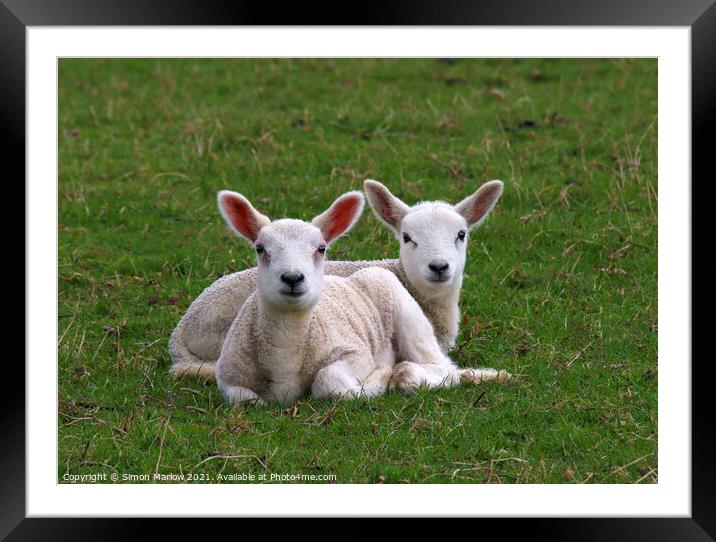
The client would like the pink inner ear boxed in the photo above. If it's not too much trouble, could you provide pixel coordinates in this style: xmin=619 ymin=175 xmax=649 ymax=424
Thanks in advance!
xmin=223 ymin=196 xmax=258 ymax=240
xmin=323 ymin=197 xmax=359 ymax=242
xmin=469 ymin=186 xmax=501 ymax=223
xmin=373 ymin=189 xmax=397 ymax=224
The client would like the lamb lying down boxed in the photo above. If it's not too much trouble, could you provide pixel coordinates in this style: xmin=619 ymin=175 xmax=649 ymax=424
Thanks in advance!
xmin=170 ymin=178 xmax=505 ymax=381
xmin=213 ymin=190 xmax=509 ymax=406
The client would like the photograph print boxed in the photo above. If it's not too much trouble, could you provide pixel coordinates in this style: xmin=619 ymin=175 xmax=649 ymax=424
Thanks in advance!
xmin=58 ymin=58 xmax=657 ymax=485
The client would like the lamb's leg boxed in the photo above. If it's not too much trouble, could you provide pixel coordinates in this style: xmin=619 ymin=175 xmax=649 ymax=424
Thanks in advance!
xmin=218 ymin=382 xmax=265 ymax=406
xmin=389 ymin=360 xmax=460 ymax=394
xmin=389 ymin=364 xmax=510 ymax=394
xmin=390 ymin=284 xmax=461 ymax=394
xmin=359 ymin=365 xmax=394 ymax=397
xmin=312 ymin=352 xmax=392 ymax=400
xmin=388 ymin=281 xmax=510 ymax=394
xmin=172 ymin=269 xmax=258 ymax=374
xmin=459 ymin=367 xmax=511 ymax=384
xmin=168 ymin=314 xmax=218 ymax=381
xmin=215 ymin=329 xmax=265 ymax=406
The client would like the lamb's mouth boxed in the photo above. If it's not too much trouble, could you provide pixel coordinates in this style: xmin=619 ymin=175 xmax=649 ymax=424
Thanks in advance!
xmin=427 ymin=275 xmax=451 ymax=283
xmin=281 ymin=290 xmax=306 ymax=298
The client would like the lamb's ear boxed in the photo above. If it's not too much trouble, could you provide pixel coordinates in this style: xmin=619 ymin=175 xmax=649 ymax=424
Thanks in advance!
xmin=454 ymin=180 xmax=504 ymax=229
xmin=312 ymin=191 xmax=365 ymax=245
xmin=363 ymin=179 xmax=411 ymax=234
xmin=217 ymin=190 xmax=271 ymax=243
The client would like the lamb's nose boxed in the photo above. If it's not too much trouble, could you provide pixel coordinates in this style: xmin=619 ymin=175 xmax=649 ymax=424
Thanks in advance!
xmin=281 ymin=272 xmax=305 ymax=288
xmin=428 ymin=261 xmax=450 ymax=274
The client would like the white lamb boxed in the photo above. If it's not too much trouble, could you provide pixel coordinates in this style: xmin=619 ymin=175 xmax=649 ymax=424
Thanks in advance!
xmin=170 ymin=179 xmax=504 ymax=381
xmin=212 ymin=190 xmax=507 ymax=406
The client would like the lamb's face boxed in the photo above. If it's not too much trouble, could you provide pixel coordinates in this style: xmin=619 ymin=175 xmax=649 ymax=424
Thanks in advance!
xmin=363 ymin=179 xmax=504 ymax=300
xmin=398 ymin=203 xmax=468 ymax=297
xmin=218 ymin=189 xmax=365 ymax=312
xmin=254 ymin=219 xmax=327 ymax=311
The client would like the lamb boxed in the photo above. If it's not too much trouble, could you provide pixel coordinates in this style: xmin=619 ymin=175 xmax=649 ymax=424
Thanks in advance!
xmin=211 ymin=190 xmax=507 ymax=406
xmin=170 ymin=179 xmax=504 ymax=381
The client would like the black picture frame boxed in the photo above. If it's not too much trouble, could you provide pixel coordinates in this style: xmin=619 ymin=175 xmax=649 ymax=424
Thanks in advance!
xmin=4 ymin=0 xmax=712 ymax=538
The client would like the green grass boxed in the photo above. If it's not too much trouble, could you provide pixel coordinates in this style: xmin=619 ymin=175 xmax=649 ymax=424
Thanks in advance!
xmin=58 ymin=58 xmax=657 ymax=484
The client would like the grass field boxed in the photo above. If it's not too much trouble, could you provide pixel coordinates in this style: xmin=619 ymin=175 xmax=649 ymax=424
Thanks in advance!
xmin=58 ymin=58 xmax=657 ymax=484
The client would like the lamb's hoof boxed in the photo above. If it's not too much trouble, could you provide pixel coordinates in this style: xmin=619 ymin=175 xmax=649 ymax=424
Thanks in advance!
xmin=389 ymin=361 xmax=422 ymax=395
xmin=460 ymin=368 xmax=511 ymax=384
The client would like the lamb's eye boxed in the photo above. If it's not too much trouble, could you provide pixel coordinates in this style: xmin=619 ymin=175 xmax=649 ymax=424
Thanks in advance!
xmin=255 ymin=243 xmax=265 ymax=254
xmin=317 ymin=244 xmax=326 ymax=254
xmin=402 ymin=233 xmax=412 ymax=244
xmin=456 ymin=230 xmax=467 ymax=242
